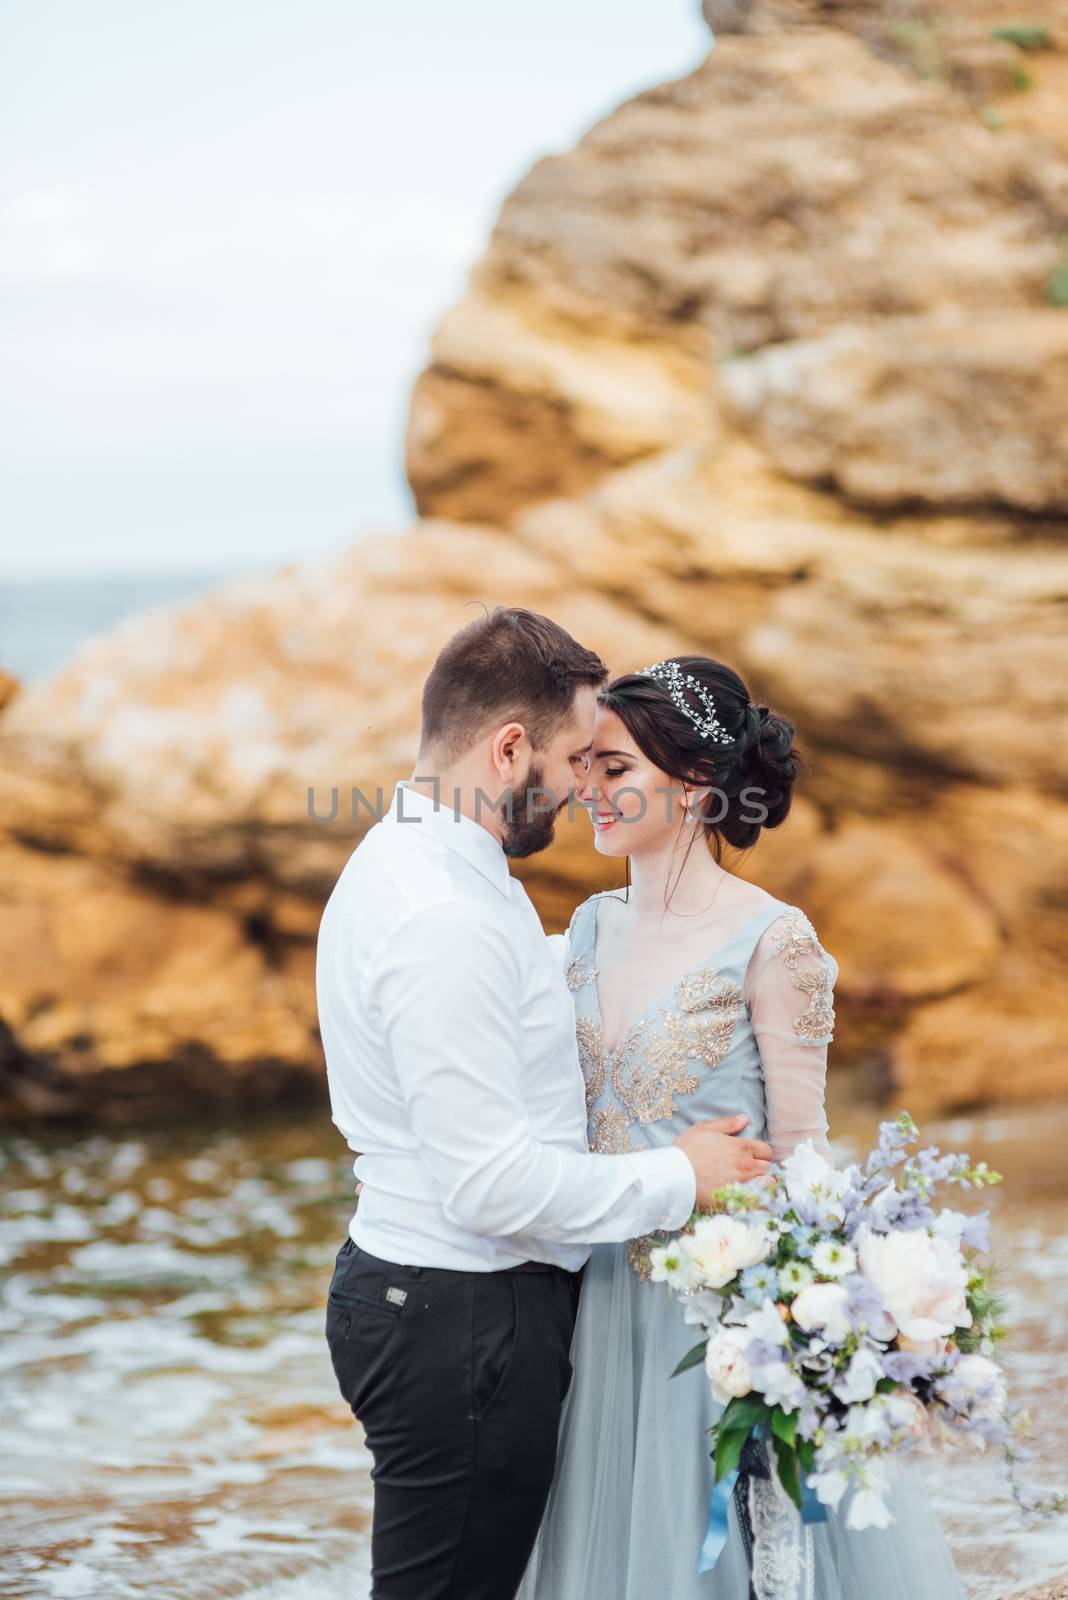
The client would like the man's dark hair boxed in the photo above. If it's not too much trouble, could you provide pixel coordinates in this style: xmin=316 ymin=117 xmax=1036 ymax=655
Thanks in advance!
xmin=419 ymin=607 xmax=608 ymax=764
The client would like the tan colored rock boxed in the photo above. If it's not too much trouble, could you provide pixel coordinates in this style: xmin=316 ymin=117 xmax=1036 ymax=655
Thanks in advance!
xmin=513 ymin=446 xmax=1068 ymax=795
xmin=407 ymin=293 xmax=713 ymax=522
xmin=1009 ymin=1581 xmax=1068 ymax=1600
xmin=410 ymin=31 xmax=1068 ymax=522
xmin=890 ymin=946 xmax=1068 ymax=1116
xmin=0 ymin=670 xmax=18 ymax=713
xmin=722 ymin=313 xmax=1068 ymax=511
xmin=0 ymin=834 xmax=319 ymax=1122
xmin=789 ymin=818 xmax=1002 ymax=1002
xmin=0 ymin=521 xmax=694 ymax=893
xmin=3 ymin=12 xmax=1068 ymax=1124
xmin=702 ymin=0 xmax=1068 ymax=153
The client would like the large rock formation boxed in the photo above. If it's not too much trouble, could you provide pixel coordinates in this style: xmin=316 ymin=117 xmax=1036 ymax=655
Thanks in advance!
xmin=3 ymin=0 xmax=1067 ymax=1121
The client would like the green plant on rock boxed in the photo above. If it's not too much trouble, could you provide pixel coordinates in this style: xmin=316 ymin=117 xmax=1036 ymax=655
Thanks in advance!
xmin=1049 ymin=237 xmax=1068 ymax=308
xmin=990 ymin=23 xmax=1053 ymax=50
xmin=893 ymin=20 xmax=946 ymax=80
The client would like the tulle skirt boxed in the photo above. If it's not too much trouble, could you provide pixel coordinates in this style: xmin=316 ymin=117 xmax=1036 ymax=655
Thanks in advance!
xmin=517 ymin=1240 xmax=967 ymax=1600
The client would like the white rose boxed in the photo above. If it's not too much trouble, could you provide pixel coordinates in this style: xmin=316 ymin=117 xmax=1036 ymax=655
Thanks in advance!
xmin=856 ymin=1225 xmax=971 ymax=1342
xmin=681 ymin=1214 xmax=772 ymax=1288
xmin=791 ymin=1281 xmax=852 ymax=1345
xmin=705 ymin=1326 xmax=754 ymax=1404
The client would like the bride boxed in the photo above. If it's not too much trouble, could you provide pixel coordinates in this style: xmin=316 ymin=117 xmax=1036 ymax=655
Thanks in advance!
xmin=518 ymin=655 xmax=965 ymax=1600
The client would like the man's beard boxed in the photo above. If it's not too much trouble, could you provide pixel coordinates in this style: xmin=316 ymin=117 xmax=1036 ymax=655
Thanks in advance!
xmin=500 ymin=761 xmax=566 ymax=859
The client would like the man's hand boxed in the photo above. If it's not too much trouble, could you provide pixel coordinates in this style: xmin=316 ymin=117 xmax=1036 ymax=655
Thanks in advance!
xmin=673 ymin=1114 xmax=773 ymax=1208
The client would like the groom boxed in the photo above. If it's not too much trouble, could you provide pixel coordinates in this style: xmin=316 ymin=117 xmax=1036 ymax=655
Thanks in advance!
xmin=316 ymin=606 xmax=773 ymax=1600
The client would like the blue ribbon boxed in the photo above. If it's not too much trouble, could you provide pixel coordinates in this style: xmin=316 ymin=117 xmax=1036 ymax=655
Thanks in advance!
xmin=698 ymin=1465 xmax=741 ymax=1573
xmin=698 ymin=1423 xmax=828 ymax=1575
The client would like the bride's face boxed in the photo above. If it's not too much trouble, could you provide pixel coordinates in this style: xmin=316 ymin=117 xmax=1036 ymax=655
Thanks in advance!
xmin=577 ymin=706 xmax=690 ymax=857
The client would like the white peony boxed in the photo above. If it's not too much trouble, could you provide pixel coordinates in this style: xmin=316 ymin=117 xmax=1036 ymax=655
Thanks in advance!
xmin=681 ymin=1214 xmax=772 ymax=1288
xmin=705 ymin=1326 xmax=754 ymax=1404
xmin=791 ymin=1280 xmax=852 ymax=1345
xmin=856 ymin=1224 xmax=971 ymax=1342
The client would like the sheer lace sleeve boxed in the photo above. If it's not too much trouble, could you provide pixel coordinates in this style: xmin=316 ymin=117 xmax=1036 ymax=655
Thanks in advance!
xmin=546 ymin=900 xmax=584 ymax=977
xmin=744 ymin=909 xmax=838 ymax=1164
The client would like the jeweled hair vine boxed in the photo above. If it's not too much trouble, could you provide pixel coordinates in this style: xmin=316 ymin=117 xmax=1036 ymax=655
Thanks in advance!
xmin=636 ymin=659 xmax=735 ymax=746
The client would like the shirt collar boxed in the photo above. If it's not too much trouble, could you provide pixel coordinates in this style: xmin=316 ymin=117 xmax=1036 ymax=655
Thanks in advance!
xmin=383 ymin=781 xmax=514 ymax=899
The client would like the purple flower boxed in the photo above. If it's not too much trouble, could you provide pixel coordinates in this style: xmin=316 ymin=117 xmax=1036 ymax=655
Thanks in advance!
xmin=843 ymin=1272 xmax=887 ymax=1337
xmin=960 ymin=1210 xmax=991 ymax=1252
xmin=746 ymin=1338 xmax=786 ymax=1368
xmin=882 ymin=1350 xmax=940 ymax=1384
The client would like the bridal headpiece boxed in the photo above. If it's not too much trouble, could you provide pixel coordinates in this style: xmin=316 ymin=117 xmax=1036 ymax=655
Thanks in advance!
xmin=636 ymin=659 xmax=735 ymax=746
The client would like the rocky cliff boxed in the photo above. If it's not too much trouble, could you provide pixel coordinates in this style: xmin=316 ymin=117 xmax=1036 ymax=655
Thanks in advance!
xmin=2 ymin=0 xmax=1067 ymax=1122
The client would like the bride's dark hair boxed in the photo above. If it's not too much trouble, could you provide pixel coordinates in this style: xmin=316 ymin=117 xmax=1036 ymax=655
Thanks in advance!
xmin=597 ymin=655 xmax=804 ymax=863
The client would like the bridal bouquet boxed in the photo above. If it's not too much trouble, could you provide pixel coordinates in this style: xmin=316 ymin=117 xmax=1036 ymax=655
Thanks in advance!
xmin=653 ymin=1111 xmax=1066 ymax=1538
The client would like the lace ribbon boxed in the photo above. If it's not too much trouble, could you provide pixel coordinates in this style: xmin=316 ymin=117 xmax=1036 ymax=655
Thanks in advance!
xmin=699 ymin=1426 xmax=825 ymax=1598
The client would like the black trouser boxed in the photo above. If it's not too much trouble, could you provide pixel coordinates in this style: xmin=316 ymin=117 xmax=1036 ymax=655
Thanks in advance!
xmin=325 ymin=1238 xmax=582 ymax=1600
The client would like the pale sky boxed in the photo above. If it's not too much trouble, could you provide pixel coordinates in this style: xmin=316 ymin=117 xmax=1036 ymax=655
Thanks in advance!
xmin=1 ymin=1 xmax=709 ymax=578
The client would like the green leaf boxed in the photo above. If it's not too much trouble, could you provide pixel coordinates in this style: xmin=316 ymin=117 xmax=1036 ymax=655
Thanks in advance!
xmin=772 ymin=1434 xmax=802 ymax=1511
xmin=715 ymin=1423 xmax=750 ymax=1482
xmin=671 ymin=1341 xmax=708 ymax=1379
xmin=771 ymin=1407 xmax=799 ymax=1448
xmin=720 ymin=1394 xmax=771 ymax=1434
xmin=797 ymin=1437 xmax=816 ymax=1474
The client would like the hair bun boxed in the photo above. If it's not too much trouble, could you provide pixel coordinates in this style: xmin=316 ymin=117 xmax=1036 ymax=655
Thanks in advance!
xmin=745 ymin=701 xmax=769 ymax=745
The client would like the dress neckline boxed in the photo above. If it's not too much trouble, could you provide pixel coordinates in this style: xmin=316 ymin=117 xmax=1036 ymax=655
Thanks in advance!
xmin=589 ymin=892 xmax=783 ymax=1056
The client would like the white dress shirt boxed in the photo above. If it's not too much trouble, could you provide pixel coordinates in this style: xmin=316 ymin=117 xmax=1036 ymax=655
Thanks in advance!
xmin=316 ymin=780 xmax=696 ymax=1272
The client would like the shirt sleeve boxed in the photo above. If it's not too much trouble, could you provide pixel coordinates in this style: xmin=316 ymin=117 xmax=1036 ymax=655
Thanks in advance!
xmin=373 ymin=900 xmax=695 ymax=1244
xmin=743 ymin=909 xmax=838 ymax=1164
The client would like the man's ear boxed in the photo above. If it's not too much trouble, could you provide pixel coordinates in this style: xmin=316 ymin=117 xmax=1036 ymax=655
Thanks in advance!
xmin=489 ymin=720 xmax=528 ymax=783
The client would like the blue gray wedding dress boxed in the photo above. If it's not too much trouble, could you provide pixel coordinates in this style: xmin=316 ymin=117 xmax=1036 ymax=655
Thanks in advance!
xmin=517 ymin=889 xmax=966 ymax=1600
